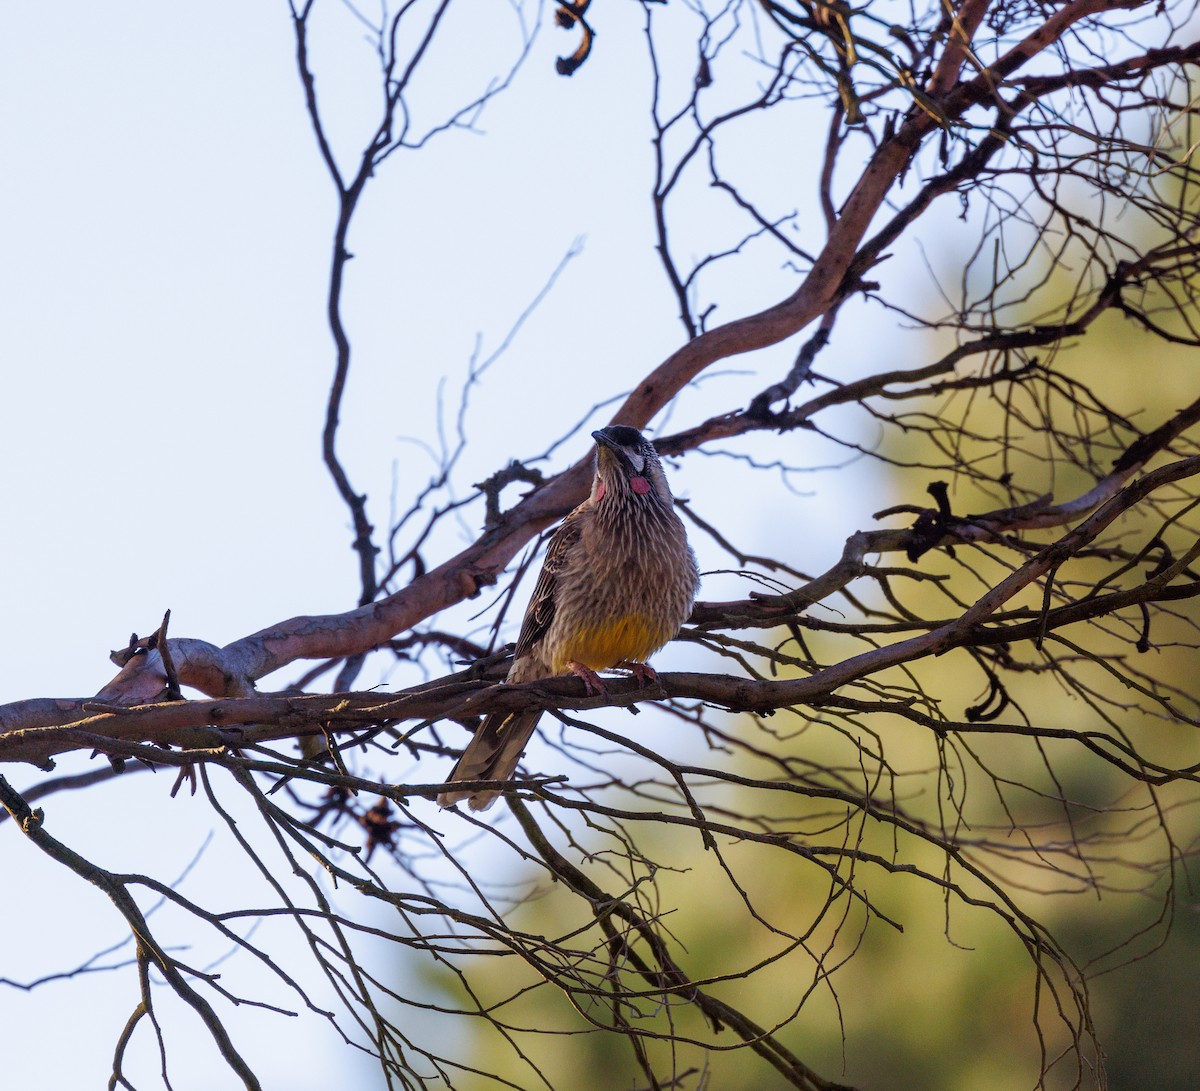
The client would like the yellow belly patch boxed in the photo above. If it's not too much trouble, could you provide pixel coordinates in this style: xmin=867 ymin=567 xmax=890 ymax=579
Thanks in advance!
xmin=555 ymin=615 xmax=669 ymax=672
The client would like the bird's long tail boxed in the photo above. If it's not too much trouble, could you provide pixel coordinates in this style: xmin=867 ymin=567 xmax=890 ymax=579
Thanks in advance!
xmin=437 ymin=710 xmax=543 ymax=811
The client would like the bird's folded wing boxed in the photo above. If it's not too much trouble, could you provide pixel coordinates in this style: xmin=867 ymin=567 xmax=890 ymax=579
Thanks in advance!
xmin=513 ymin=511 xmax=584 ymax=661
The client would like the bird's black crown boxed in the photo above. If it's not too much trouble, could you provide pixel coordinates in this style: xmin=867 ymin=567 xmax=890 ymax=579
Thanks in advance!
xmin=598 ymin=425 xmax=648 ymax=449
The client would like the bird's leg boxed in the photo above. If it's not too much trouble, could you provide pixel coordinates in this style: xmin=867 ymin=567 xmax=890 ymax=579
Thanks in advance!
xmin=616 ymin=661 xmax=657 ymax=687
xmin=568 ymin=661 xmax=608 ymax=697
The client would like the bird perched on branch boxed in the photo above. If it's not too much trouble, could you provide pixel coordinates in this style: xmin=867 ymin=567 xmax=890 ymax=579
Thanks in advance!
xmin=438 ymin=425 xmax=700 ymax=811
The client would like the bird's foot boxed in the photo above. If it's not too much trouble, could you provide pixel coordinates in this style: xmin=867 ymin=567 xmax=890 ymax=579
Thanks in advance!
xmin=568 ymin=661 xmax=608 ymax=697
xmin=616 ymin=660 xmax=658 ymax=687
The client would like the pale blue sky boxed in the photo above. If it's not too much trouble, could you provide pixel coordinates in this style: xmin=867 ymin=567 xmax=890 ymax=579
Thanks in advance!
xmin=0 ymin=4 xmax=913 ymax=1087
xmin=2 ymin=3 xmax=886 ymax=703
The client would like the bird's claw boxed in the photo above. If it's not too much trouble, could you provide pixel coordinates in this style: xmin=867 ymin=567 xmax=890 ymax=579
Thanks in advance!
xmin=617 ymin=661 xmax=657 ymax=687
xmin=568 ymin=661 xmax=609 ymax=697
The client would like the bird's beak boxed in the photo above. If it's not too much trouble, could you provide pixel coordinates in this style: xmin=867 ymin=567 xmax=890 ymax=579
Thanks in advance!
xmin=591 ymin=428 xmax=641 ymax=474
